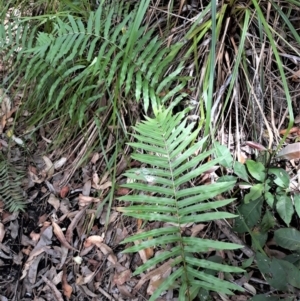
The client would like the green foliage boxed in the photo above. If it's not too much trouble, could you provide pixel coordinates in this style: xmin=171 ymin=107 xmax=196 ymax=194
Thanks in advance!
xmin=234 ymin=158 xmax=295 ymax=233
xmin=0 ymin=152 xmax=26 ymax=212
xmin=256 ymin=252 xmax=300 ymax=292
xmin=2 ymin=0 xmax=186 ymax=126
xmin=233 ymin=156 xmax=300 ymax=296
xmin=118 ymin=109 xmax=244 ymax=300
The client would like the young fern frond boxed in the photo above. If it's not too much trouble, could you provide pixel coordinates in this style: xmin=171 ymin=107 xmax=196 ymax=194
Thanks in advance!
xmin=118 ymin=109 xmax=244 ymax=300
xmin=4 ymin=0 xmax=187 ymax=125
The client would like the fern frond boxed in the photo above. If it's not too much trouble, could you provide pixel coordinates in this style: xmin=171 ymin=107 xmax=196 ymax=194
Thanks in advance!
xmin=5 ymin=0 xmax=187 ymax=126
xmin=0 ymin=153 xmax=26 ymax=212
xmin=118 ymin=110 xmax=244 ymax=300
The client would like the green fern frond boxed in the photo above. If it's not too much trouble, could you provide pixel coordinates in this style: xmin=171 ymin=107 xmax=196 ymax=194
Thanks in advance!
xmin=8 ymin=0 xmax=186 ymax=126
xmin=0 ymin=153 xmax=26 ymax=212
xmin=118 ymin=109 xmax=244 ymax=300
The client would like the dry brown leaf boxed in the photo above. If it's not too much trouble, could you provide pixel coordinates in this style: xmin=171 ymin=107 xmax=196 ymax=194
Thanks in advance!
xmin=48 ymin=193 xmax=60 ymax=210
xmin=292 ymin=69 xmax=300 ymax=81
xmin=191 ymin=224 xmax=206 ymax=237
xmin=113 ymin=269 xmax=131 ymax=286
xmin=42 ymin=156 xmax=54 ymax=178
xmin=41 ymin=275 xmax=64 ymax=301
xmin=134 ymin=239 xmax=153 ymax=264
xmin=84 ymin=235 xmax=104 ymax=248
xmin=38 ymin=214 xmax=48 ymax=225
xmin=78 ymin=194 xmax=100 ymax=207
xmin=276 ymin=143 xmax=300 ymax=160
xmin=54 ymin=157 xmax=67 ymax=170
xmin=245 ymin=141 xmax=267 ymax=151
xmin=66 ymin=208 xmax=86 ymax=243
xmin=117 ymin=284 xmax=133 ymax=298
xmin=279 ymin=127 xmax=300 ymax=135
xmin=62 ymin=266 xmax=72 ymax=299
xmin=91 ymin=152 xmax=100 ymax=164
xmin=116 ymin=187 xmax=130 ymax=196
xmin=28 ymin=165 xmax=44 ymax=184
xmin=60 ymin=186 xmax=69 ymax=198
xmin=92 ymin=172 xmax=112 ymax=190
xmin=86 ymin=241 xmax=117 ymax=264
xmin=134 ymin=259 xmax=174 ymax=292
xmin=52 ymin=221 xmax=77 ymax=251
xmin=57 ymin=246 xmax=69 ymax=270
xmin=0 ymin=223 xmax=5 ymax=243
xmin=30 ymin=231 xmax=40 ymax=242
xmin=82 ymin=180 xmax=92 ymax=196
xmin=21 ymin=246 xmax=50 ymax=279
xmin=76 ymin=270 xmax=97 ymax=285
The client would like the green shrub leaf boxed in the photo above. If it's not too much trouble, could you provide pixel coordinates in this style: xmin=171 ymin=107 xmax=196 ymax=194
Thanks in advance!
xmin=246 ymin=160 xmax=265 ymax=182
xmin=274 ymin=228 xmax=300 ymax=251
xmin=276 ymin=195 xmax=294 ymax=226
xmin=244 ymin=184 xmax=264 ymax=203
xmin=233 ymin=161 xmax=249 ymax=182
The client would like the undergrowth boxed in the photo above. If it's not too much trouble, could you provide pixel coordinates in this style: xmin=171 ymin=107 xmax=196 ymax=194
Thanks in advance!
xmin=0 ymin=0 xmax=300 ymax=299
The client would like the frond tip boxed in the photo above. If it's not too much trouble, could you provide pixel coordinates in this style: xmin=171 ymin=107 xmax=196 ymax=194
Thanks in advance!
xmin=118 ymin=110 xmax=244 ymax=300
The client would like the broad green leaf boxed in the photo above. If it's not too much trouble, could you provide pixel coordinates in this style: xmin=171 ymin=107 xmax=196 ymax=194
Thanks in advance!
xmin=274 ymin=228 xmax=300 ymax=251
xmin=268 ymin=168 xmax=290 ymax=189
xmin=265 ymin=191 xmax=275 ymax=208
xmin=260 ymin=210 xmax=275 ymax=233
xmin=251 ymin=228 xmax=267 ymax=251
xmin=233 ymin=161 xmax=249 ymax=182
xmin=244 ymin=184 xmax=264 ymax=203
xmin=245 ymin=160 xmax=265 ymax=182
xmin=256 ymin=253 xmax=287 ymax=291
xmin=241 ymin=256 xmax=254 ymax=269
xmin=213 ymin=142 xmax=233 ymax=168
xmin=233 ymin=198 xmax=263 ymax=233
xmin=278 ymin=259 xmax=300 ymax=289
xmin=294 ymin=193 xmax=300 ymax=218
xmin=276 ymin=195 xmax=294 ymax=226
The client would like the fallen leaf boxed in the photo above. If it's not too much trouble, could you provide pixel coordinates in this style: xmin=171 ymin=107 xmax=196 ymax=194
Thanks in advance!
xmin=82 ymin=180 xmax=92 ymax=196
xmin=66 ymin=208 xmax=86 ymax=243
xmin=245 ymin=141 xmax=267 ymax=151
xmin=280 ymin=127 xmax=300 ymax=135
xmin=52 ymin=221 xmax=77 ymax=251
xmin=0 ymin=223 xmax=5 ymax=243
xmin=60 ymin=186 xmax=69 ymax=198
xmin=78 ymin=194 xmax=100 ymax=207
xmin=76 ymin=270 xmax=97 ymax=285
xmin=113 ymin=269 xmax=131 ymax=286
xmin=91 ymin=152 xmax=100 ymax=164
xmin=276 ymin=143 xmax=300 ymax=160
xmin=62 ymin=266 xmax=73 ymax=299
xmin=21 ymin=246 xmax=50 ymax=279
xmin=42 ymin=156 xmax=55 ymax=178
xmin=48 ymin=193 xmax=60 ymax=210
xmin=116 ymin=187 xmax=130 ymax=196
xmin=41 ymin=275 xmax=64 ymax=301
xmin=134 ymin=259 xmax=174 ymax=292
xmin=84 ymin=235 xmax=104 ymax=248
xmin=54 ymin=157 xmax=67 ymax=170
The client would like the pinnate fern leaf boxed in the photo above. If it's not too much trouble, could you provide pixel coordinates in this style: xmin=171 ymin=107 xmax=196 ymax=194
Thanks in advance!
xmin=12 ymin=0 xmax=186 ymax=125
xmin=0 ymin=153 xmax=26 ymax=212
xmin=118 ymin=109 xmax=244 ymax=300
